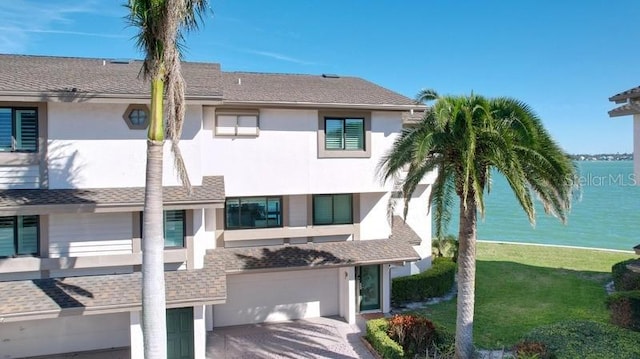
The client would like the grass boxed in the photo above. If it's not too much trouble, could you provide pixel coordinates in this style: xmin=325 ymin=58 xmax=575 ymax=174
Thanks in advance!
xmin=417 ymin=242 xmax=634 ymax=349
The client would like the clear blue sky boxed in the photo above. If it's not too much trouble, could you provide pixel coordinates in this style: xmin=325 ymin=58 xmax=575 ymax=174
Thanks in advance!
xmin=2 ymin=0 xmax=639 ymax=154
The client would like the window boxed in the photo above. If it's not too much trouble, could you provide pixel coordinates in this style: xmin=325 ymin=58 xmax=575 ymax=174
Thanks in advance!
xmin=215 ymin=109 xmax=259 ymax=136
xmin=0 ymin=215 xmax=39 ymax=257
xmin=317 ymin=111 xmax=371 ymax=158
xmin=325 ymin=118 xmax=364 ymax=150
xmin=164 ymin=210 xmax=185 ymax=248
xmin=0 ymin=107 xmax=38 ymax=152
xmin=140 ymin=210 xmax=186 ymax=248
xmin=123 ymin=104 xmax=150 ymax=130
xmin=313 ymin=194 xmax=352 ymax=225
xmin=225 ymin=197 xmax=282 ymax=229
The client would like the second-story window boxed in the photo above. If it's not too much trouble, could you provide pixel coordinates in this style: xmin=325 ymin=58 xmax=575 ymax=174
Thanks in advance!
xmin=140 ymin=210 xmax=186 ymax=248
xmin=324 ymin=118 xmax=364 ymax=150
xmin=164 ymin=210 xmax=185 ymax=248
xmin=0 ymin=215 xmax=39 ymax=257
xmin=225 ymin=197 xmax=282 ymax=229
xmin=313 ymin=194 xmax=353 ymax=225
xmin=0 ymin=107 xmax=38 ymax=152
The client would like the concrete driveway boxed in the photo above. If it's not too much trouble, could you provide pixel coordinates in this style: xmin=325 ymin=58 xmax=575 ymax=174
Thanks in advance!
xmin=25 ymin=316 xmax=375 ymax=359
xmin=206 ymin=316 xmax=375 ymax=359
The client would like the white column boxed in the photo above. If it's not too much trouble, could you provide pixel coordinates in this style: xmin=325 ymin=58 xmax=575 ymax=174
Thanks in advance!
xmin=634 ymin=115 xmax=640 ymax=185
xmin=205 ymin=304 xmax=214 ymax=331
xmin=194 ymin=305 xmax=206 ymax=359
xmin=346 ymin=266 xmax=356 ymax=324
xmin=192 ymin=209 xmax=205 ymax=269
xmin=129 ymin=311 xmax=144 ymax=359
xmin=381 ymin=264 xmax=391 ymax=313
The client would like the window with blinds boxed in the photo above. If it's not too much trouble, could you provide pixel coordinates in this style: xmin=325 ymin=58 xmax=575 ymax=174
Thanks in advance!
xmin=215 ymin=110 xmax=259 ymax=136
xmin=0 ymin=215 xmax=39 ymax=257
xmin=0 ymin=107 xmax=38 ymax=152
xmin=164 ymin=210 xmax=185 ymax=248
xmin=313 ymin=194 xmax=353 ymax=225
xmin=324 ymin=118 xmax=364 ymax=150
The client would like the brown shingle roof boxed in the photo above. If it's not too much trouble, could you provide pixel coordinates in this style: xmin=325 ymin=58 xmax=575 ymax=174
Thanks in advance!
xmin=0 ymin=260 xmax=226 ymax=322
xmin=219 ymin=71 xmax=419 ymax=108
xmin=610 ymin=86 xmax=640 ymax=103
xmin=0 ymin=176 xmax=224 ymax=215
xmin=212 ymin=216 xmax=422 ymax=273
xmin=0 ymin=54 xmax=223 ymax=99
xmin=0 ymin=217 xmax=423 ymax=320
xmin=0 ymin=54 xmax=422 ymax=109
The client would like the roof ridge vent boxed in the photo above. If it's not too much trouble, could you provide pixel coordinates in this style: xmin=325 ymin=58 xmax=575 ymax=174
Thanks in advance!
xmin=109 ymin=58 xmax=133 ymax=64
xmin=322 ymin=73 xmax=340 ymax=78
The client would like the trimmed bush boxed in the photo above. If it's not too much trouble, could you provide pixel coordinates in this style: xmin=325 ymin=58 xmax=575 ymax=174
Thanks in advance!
xmin=366 ymin=318 xmax=404 ymax=359
xmin=612 ymin=259 xmax=640 ymax=291
xmin=606 ymin=290 xmax=640 ymax=331
xmin=387 ymin=314 xmax=436 ymax=356
xmin=392 ymin=258 xmax=456 ymax=304
xmin=522 ymin=320 xmax=640 ymax=359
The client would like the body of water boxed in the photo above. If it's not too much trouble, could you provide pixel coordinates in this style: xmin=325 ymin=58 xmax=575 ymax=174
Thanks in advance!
xmin=438 ymin=161 xmax=640 ymax=251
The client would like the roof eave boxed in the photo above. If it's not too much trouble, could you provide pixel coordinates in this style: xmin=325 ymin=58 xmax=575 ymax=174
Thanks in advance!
xmin=220 ymin=100 xmax=426 ymax=111
xmin=0 ymin=92 xmax=223 ymax=105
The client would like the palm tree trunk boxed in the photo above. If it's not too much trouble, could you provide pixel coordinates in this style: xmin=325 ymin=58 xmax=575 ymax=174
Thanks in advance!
xmin=142 ymin=78 xmax=167 ymax=359
xmin=455 ymin=197 xmax=478 ymax=359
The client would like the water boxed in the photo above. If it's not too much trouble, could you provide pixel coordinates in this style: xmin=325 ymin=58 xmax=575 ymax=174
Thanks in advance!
xmin=437 ymin=161 xmax=640 ymax=251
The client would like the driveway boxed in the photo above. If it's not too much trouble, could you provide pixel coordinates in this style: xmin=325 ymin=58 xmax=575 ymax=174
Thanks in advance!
xmin=206 ymin=316 xmax=376 ymax=359
xmin=25 ymin=316 xmax=375 ymax=359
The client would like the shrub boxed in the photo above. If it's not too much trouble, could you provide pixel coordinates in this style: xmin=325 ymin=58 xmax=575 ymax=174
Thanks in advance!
xmin=513 ymin=340 xmax=550 ymax=359
xmin=365 ymin=318 xmax=404 ymax=359
xmin=387 ymin=314 xmax=436 ymax=356
xmin=606 ymin=290 xmax=640 ymax=331
xmin=392 ymin=258 xmax=456 ymax=304
xmin=522 ymin=320 xmax=640 ymax=359
xmin=612 ymin=259 xmax=640 ymax=291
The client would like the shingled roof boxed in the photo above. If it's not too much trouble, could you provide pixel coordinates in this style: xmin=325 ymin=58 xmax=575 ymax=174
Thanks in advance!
xmin=0 ymin=259 xmax=226 ymax=322
xmin=0 ymin=54 xmax=421 ymax=109
xmin=210 ymin=216 xmax=422 ymax=273
xmin=220 ymin=71 xmax=419 ymax=109
xmin=0 ymin=176 xmax=224 ymax=215
xmin=0 ymin=54 xmax=223 ymax=100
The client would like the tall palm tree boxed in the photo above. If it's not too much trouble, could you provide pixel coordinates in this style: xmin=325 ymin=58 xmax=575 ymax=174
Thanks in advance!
xmin=126 ymin=0 xmax=208 ymax=357
xmin=378 ymin=90 xmax=577 ymax=359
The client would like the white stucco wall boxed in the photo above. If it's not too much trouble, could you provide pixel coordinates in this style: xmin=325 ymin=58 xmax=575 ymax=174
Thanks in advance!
xmin=0 ymin=313 xmax=129 ymax=358
xmin=213 ymin=268 xmax=339 ymax=327
xmin=203 ymin=108 xmax=401 ymax=196
xmin=0 ymin=165 xmax=39 ymax=189
xmin=46 ymin=102 xmax=203 ymax=189
xmin=359 ymin=192 xmax=392 ymax=240
xmin=48 ymin=212 xmax=132 ymax=257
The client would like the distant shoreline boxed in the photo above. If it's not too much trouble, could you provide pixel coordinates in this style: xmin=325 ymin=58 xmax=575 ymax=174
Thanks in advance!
xmin=478 ymin=239 xmax=635 ymax=254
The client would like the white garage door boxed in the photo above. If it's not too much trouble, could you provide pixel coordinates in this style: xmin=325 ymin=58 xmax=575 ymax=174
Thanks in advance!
xmin=213 ymin=268 xmax=340 ymax=327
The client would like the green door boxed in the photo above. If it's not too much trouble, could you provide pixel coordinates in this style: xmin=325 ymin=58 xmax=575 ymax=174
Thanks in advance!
xmin=358 ymin=265 xmax=381 ymax=311
xmin=166 ymin=307 xmax=194 ymax=359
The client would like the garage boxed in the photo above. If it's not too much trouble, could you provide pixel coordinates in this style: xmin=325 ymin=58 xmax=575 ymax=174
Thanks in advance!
xmin=213 ymin=268 xmax=340 ymax=327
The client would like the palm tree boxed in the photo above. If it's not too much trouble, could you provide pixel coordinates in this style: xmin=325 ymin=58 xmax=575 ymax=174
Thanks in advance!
xmin=126 ymin=0 xmax=208 ymax=357
xmin=378 ymin=90 xmax=577 ymax=359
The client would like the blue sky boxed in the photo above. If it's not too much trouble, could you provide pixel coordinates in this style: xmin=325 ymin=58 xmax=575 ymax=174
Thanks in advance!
xmin=2 ymin=0 xmax=639 ymax=154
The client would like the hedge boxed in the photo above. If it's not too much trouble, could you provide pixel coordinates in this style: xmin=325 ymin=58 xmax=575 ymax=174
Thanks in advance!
xmin=606 ymin=290 xmax=640 ymax=331
xmin=522 ymin=320 xmax=640 ymax=359
xmin=612 ymin=259 xmax=640 ymax=291
xmin=392 ymin=257 xmax=456 ymax=304
xmin=365 ymin=318 xmax=404 ymax=359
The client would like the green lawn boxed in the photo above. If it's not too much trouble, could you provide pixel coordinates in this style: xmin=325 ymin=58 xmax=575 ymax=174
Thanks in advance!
xmin=417 ymin=242 xmax=634 ymax=349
